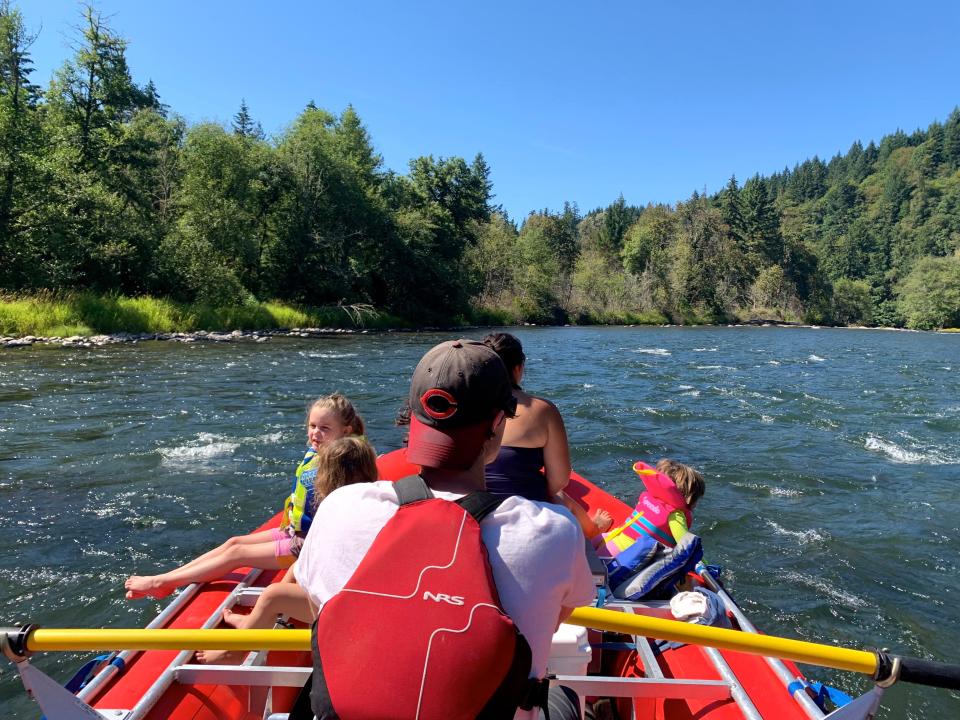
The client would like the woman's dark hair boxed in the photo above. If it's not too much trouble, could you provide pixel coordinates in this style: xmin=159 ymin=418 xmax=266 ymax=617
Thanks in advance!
xmin=482 ymin=332 xmax=525 ymax=372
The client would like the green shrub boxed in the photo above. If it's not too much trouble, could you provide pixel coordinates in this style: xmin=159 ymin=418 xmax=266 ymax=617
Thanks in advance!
xmin=0 ymin=293 xmax=404 ymax=337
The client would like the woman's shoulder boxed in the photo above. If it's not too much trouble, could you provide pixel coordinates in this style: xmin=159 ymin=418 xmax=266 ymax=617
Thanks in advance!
xmin=526 ymin=396 xmax=566 ymax=433
xmin=524 ymin=393 xmax=562 ymax=417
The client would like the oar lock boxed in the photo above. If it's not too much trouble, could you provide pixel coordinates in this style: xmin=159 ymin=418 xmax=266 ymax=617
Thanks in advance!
xmin=872 ymin=648 xmax=902 ymax=688
xmin=1 ymin=624 xmax=39 ymax=663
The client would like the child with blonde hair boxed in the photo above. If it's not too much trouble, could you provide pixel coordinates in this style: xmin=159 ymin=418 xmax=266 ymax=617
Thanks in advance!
xmin=196 ymin=435 xmax=379 ymax=663
xmin=124 ymin=394 xmax=365 ymax=600
xmin=602 ymin=458 xmax=705 ymax=555
xmin=599 ymin=458 xmax=706 ymax=600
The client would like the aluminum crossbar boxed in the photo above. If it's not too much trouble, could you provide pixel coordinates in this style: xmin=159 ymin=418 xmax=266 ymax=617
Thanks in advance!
xmin=175 ymin=664 xmax=310 ymax=687
xmin=123 ymin=568 xmax=265 ymax=720
xmin=556 ymin=675 xmax=730 ymax=700
xmin=174 ymin=665 xmax=731 ymax=702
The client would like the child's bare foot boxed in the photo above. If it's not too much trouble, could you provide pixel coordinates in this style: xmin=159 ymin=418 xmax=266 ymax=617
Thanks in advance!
xmin=221 ymin=607 xmax=249 ymax=629
xmin=195 ymin=649 xmax=248 ymax=665
xmin=124 ymin=575 xmax=177 ymax=600
xmin=592 ymin=508 xmax=614 ymax=533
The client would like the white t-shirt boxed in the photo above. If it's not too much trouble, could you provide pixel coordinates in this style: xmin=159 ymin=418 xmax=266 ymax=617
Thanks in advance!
xmin=298 ymin=480 xmax=596 ymax=708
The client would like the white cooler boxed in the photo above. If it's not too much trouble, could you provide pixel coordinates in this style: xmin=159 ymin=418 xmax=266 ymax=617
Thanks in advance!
xmin=545 ymin=622 xmax=592 ymax=714
xmin=546 ymin=622 xmax=592 ymax=677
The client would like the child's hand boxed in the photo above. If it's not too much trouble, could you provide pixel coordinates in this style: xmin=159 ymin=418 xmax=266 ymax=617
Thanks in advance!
xmin=591 ymin=508 xmax=614 ymax=533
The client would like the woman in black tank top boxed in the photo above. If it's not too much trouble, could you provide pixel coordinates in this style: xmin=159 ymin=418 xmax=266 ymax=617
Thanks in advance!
xmin=482 ymin=333 xmax=613 ymax=536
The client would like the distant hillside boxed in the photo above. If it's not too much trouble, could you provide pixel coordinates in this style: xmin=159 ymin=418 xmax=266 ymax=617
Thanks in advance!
xmin=1 ymin=2 xmax=957 ymax=330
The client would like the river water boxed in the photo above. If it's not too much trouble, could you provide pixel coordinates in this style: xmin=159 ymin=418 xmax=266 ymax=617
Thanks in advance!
xmin=1 ymin=326 xmax=958 ymax=718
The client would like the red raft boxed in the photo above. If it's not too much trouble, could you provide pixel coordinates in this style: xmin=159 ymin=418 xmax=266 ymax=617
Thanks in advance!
xmin=58 ymin=449 xmax=823 ymax=719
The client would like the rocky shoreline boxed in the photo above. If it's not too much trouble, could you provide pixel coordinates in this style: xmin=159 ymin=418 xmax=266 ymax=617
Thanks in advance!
xmin=2 ymin=322 xmax=939 ymax=349
xmin=0 ymin=327 xmax=368 ymax=349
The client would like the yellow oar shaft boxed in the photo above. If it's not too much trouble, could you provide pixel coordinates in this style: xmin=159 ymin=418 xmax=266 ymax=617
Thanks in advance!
xmin=21 ymin=607 xmax=878 ymax=677
xmin=26 ymin=628 xmax=312 ymax=653
xmin=567 ymin=607 xmax=878 ymax=676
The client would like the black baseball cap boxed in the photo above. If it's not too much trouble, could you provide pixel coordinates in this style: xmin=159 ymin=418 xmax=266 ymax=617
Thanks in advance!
xmin=407 ymin=340 xmax=517 ymax=470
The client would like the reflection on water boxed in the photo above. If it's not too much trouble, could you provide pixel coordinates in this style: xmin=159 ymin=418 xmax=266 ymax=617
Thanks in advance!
xmin=1 ymin=327 xmax=958 ymax=718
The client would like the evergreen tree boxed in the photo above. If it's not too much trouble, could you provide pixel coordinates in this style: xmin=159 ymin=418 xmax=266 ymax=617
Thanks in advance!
xmin=470 ymin=152 xmax=494 ymax=215
xmin=40 ymin=4 xmax=161 ymax=291
xmin=598 ymin=194 xmax=640 ymax=257
xmin=142 ymin=79 xmax=168 ymax=117
xmin=878 ymin=129 xmax=909 ymax=164
xmin=844 ymin=141 xmax=870 ymax=182
xmin=232 ymin=98 xmax=263 ymax=139
xmin=334 ymin=104 xmax=382 ymax=185
xmin=943 ymin=107 xmax=960 ymax=170
xmin=0 ymin=0 xmax=42 ymax=286
xmin=48 ymin=5 xmax=144 ymax=170
xmin=742 ymin=175 xmax=783 ymax=266
xmin=718 ymin=175 xmax=746 ymax=243
xmin=560 ymin=200 xmax=580 ymax=241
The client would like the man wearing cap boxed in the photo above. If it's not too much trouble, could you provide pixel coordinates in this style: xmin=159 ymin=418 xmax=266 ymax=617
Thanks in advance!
xmin=297 ymin=339 xmax=596 ymax=719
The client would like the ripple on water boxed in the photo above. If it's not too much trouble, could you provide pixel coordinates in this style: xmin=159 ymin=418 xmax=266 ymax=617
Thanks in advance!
xmin=732 ymin=482 xmax=803 ymax=498
xmin=159 ymin=432 xmax=240 ymax=465
xmin=765 ymin=520 xmax=829 ymax=544
xmin=300 ymin=351 xmax=359 ymax=359
xmin=864 ymin=434 xmax=960 ymax=465
xmin=781 ymin=571 xmax=870 ymax=610
xmin=631 ymin=347 xmax=671 ymax=356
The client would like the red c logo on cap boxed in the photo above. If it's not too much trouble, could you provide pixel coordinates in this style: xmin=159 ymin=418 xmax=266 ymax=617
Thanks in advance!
xmin=420 ymin=388 xmax=458 ymax=420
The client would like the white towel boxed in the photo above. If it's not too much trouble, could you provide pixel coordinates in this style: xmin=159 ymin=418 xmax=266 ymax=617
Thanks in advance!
xmin=670 ymin=587 xmax=732 ymax=628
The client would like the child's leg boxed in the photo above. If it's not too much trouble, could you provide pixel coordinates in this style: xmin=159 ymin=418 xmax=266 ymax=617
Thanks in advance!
xmin=224 ymin=582 xmax=313 ymax=628
xmin=125 ymin=541 xmax=285 ymax=600
xmin=167 ymin=529 xmax=279 ymax=575
xmin=280 ymin=561 xmax=299 ymax=583
xmin=196 ymin=583 xmax=313 ymax=664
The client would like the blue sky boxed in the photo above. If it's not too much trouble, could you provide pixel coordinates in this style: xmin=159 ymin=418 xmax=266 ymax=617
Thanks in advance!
xmin=26 ymin=1 xmax=960 ymax=221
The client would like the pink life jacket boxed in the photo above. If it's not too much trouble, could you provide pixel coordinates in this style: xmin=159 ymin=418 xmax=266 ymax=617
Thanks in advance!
xmin=604 ymin=461 xmax=693 ymax=553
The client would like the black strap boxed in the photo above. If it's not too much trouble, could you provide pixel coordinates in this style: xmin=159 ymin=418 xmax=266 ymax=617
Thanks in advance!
xmin=393 ymin=475 xmax=434 ymax=505
xmin=518 ymin=677 xmax=552 ymax=715
xmin=394 ymin=476 xmax=505 ymax=523
xmin=287 ymin=673 xmax=314 ymax=720
xmin=456 ymin=491 xmax=505 ymax=523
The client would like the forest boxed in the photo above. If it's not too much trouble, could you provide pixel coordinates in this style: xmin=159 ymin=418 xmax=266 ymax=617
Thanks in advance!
xmin=1 ymin=3 xmax=959 ymax=332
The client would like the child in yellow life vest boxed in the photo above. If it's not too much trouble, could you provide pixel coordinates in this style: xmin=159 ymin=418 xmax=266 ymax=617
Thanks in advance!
xmin=196 ymin=435 xmax=379 ymax=664
xmin=124 ymin=394 xmax=364 ymax=600
xmin=279 ymin=394 xmax=366 ymax=550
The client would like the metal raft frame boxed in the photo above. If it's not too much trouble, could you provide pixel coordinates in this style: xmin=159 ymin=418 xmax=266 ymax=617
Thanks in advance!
xmin=6 ymin=567 xmax=888 ymax=720
xmin=7 ymin=569 xmax=267 ymax=720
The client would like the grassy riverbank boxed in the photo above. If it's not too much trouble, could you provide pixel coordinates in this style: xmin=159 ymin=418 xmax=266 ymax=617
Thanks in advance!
xmin=0 ymin=293 xmax=405 ymax=337
xmin=9 ymin=292 xmax=949 ymax=339
xmin=0 ymin=292 xmax=681 ymax=338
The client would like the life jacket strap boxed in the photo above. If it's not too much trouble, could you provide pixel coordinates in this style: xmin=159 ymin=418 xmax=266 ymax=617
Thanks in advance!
xmin=518 ymin=676 xmax=551 ymax=712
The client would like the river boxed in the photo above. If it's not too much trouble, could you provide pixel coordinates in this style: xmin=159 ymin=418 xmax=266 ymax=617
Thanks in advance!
xmin=1 ymin=326 xmax=958 ymax=718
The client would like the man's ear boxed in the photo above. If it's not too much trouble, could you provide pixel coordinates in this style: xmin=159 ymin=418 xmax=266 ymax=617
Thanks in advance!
xmin=487 ymin=411 xmax=506 ymax=438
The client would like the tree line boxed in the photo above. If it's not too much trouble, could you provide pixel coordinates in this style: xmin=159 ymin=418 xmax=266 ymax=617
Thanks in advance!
xmin=1 ymin=3 xmax=958 ymax=329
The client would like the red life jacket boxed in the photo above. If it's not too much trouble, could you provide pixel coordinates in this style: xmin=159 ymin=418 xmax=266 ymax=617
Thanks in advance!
xmin=307 ymin=476 xmax=542 ymax=720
